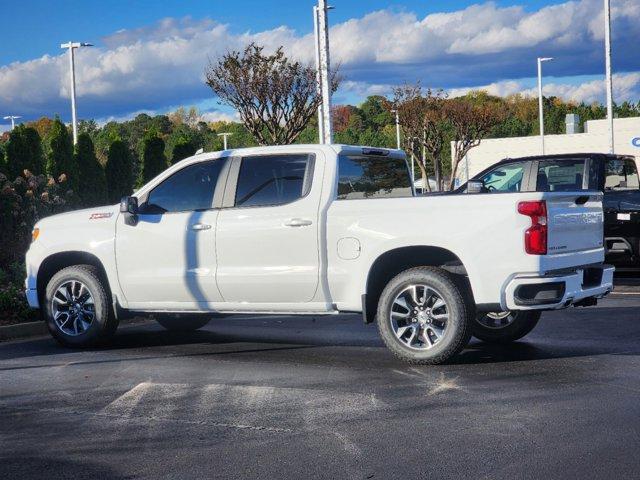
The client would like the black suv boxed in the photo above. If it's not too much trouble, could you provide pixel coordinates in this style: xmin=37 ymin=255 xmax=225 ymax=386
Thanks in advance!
xmin=466 ymin=153 xmax=640 ymax=269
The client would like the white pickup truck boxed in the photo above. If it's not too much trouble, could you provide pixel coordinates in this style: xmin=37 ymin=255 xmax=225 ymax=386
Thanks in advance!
xmin=25 ymin=144 xmax=614 ymax=364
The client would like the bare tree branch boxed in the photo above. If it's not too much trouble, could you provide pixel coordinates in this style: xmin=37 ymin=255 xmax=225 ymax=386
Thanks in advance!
xmin=205 ymin=43 xmax=339 ymax=145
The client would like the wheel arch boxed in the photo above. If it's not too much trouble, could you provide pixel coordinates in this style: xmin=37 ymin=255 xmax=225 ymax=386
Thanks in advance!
xmin=363 ymin=246 xmax=473 ymax=324
xmin=37 ymin=251 xmax=112 ymax=306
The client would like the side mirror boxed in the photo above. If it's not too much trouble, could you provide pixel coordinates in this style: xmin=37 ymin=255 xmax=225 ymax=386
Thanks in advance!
xmin=120 ymin=196 xmax=138 ymax=214
xmin=467 ymin=180 xmax=484 ymax=194
xmin=120 ymin=196 xmax=139 ymax=226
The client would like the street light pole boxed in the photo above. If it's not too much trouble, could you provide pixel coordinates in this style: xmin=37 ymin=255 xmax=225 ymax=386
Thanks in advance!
xmin=60 ymin=41 xmax=93 ymax=145
xmin=3 ymin=115 xmax=21 ymax=130
xmin=217 ymin=132 xmax=232 ymax=150
xmin=604 ymin=0 xmax=615 ymax=153
xmin=537 ymin=57 xmax=554 ymax=155
xmin=317 ymin=0 xmax=333 ymax=144
xmin=391 ymin=109 xmax=401 ymax=149
xmin=313 ymin=6 xmax=325 ymax=145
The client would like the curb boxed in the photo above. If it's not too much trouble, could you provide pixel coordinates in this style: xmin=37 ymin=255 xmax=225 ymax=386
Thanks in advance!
xmin=0 ymin=321 xmax=48 ymax=341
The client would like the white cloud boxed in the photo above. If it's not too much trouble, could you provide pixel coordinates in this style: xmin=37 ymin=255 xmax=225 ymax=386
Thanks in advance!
xmin=448 ymin=72 xmax=640 ymax=104
xmin=0 ymin=0 xmax=638 ymax=121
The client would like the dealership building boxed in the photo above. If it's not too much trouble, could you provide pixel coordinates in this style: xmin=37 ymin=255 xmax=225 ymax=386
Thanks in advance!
xmin=454 ymin=116 xmax=640 ymax=182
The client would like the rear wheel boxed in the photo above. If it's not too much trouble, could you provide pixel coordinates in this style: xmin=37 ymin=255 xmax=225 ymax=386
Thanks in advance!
xmin=44 ymin=265 xmax=118 ymax=347
xmin=472 ymin=310 xmax=540 ymax=344
xmin=377 ymin=267 xmax=472 ymax=365
xmin=155 ymin=314 xmax=211 ymax=332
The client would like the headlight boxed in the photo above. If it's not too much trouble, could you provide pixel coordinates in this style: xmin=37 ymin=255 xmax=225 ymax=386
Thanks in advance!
xmin=31 ymin=227 xmax=40 ymax=242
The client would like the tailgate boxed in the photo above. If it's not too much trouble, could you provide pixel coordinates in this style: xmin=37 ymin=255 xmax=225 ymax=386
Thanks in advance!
xmin=546 ymin=191 xmax=604 ymax=255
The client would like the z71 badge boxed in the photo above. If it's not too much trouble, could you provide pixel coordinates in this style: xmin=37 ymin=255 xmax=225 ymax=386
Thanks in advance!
xmin=89 ymin=212 xmax=113 ymax=220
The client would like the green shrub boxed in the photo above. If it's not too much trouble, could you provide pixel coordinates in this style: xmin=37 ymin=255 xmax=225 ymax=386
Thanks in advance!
xmin=0 ymin=170 xmax=72 ymax=268
xmin=76 ymin=133 xmax=107 ymax=207
xmin=139 ymin=134 xmax=167 ymax=185
xmin=5 ymin=126 xmax=45 ymax=178
xmin=45 ymin=118 xmax=78 ymax=193
xmin=105 ymin=140 xmax=133 ymax=203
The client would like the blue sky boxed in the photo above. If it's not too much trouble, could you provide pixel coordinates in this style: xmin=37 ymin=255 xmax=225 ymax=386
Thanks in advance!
xmin=1 ymin=0 xmax=557 ymax=64
xmin=1 ymin=0 xmax=639 ymax=127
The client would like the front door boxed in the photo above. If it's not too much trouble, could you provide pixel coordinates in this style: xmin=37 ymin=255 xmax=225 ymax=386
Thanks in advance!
xmin=215 ymin=152 xmax=321 ymax=304
xmin=115 ymin=159 xmax=227 ymax=309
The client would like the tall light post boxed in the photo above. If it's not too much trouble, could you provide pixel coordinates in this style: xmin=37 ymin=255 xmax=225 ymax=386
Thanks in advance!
xmin=60 ymin=41 xmax=93 ymax=145
xmin=316 ymin=0 xmax=333 ymax=144
xmin=3 ymin=115 xmax=21 ymax=130
xmin=217 ymin=132 xmax=232 ymax=150
xmin=390 ymin=109 xmax=401 ymax=149
xmin=604 ymin=0 xmax=615 ymax=153
xmin=537 ymin=57 xmax=554 ymax=155
xmin=313 ymin=6 xmax=325 ymax=144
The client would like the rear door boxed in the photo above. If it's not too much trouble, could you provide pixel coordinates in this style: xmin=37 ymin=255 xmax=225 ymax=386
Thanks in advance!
xmin=215 ymin=152 xmax=321 ymax=304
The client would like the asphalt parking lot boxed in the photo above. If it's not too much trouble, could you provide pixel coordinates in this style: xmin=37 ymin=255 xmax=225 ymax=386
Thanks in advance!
xmin=1 ymin=287 xmax=640 ymax=479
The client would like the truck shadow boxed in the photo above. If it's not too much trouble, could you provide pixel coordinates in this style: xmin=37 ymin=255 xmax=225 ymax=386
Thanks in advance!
xmin=2 ymin=310 xmax=639 ymax=368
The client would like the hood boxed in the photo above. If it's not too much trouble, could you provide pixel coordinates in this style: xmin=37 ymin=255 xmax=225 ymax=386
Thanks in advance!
xmin=36 ymin=204 xmax=120 ymax=229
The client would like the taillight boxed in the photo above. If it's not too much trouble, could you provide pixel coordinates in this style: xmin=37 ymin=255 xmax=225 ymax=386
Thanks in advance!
xmin=518 ymin=201 xmax=547 ymax=255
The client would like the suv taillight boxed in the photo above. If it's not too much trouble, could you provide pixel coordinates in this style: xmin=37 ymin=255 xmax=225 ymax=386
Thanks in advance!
xmin=518 ymin=200 xmax=547 ymax=255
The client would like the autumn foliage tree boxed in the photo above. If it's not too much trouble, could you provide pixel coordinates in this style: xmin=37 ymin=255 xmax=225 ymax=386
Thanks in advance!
xmin=392 ymin=85 xmax=448 ymax=191
xmin=206 ymin=43 xmax=339 ymax=145
xmin=445 ymin=95 xmax=507 ymax=189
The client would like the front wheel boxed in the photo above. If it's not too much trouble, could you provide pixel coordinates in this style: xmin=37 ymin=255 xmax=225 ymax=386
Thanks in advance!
xmin=44 ymin=265 xmax=118 ymax=347
xmin=377 ymin=267 xmax=472 ymax=365
xmin=472 ymin=311 xmax=541 ymax=344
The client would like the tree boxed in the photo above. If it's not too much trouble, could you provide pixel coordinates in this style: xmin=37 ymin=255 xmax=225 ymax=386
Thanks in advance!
xmin=393 ymin=85 xmax=448 ymax=191
xmin=139 ymin=134 xmax=166 ymax=185
xmin=170 ymin=140 xmax=197 ymax=165
xmin=446 ymin=97 xmax=507 ymax=189
xmin=75 ymin=133 xmax=107 ymax=207
xmin=45 ymin=118 xmax=77 ymax=191
xmin=206 ymin=43 xmax=339 ymax=145
xmin=105 ymin=140 xmax=133 ymax=203
xmin=4 ymin=125 xmax=45 ymax=179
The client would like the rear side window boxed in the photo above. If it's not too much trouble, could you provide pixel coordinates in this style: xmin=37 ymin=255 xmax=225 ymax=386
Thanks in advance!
xmin=235 ymin=154 xmax=313 ymax=207
xmin=536 ymin=159 xmax=586 ymax=191
xmin=337 ymin=155 xmax=412 ymax=200
xmin=605 ymin=158 xmax=640 ymax=191
xmin=144 ymin=160 xmax=224 ymax=213
xmin=479 ymin=162 xmax=527 ymax=192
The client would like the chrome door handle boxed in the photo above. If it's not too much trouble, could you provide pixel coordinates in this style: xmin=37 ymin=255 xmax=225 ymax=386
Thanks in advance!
xmin=191 ymin=223 xmax=211 ymax=231
xmin=284 ymin=218 xmax=313 ymax=227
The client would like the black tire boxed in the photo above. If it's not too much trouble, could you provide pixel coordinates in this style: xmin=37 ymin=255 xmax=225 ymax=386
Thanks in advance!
xmin=472 ymin=311 xmax=541 ymax=344
xmin=377 ymin=267 xmax=473 ymax=365
xmin=44 ymin=265 xmax=118 ymax=347
xmin=155 ymin=314 xmax=211 ymax=332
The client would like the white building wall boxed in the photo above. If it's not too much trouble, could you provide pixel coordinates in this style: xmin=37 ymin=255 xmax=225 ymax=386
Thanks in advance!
xmin=454 ymin=116 xmax=640 ymax=182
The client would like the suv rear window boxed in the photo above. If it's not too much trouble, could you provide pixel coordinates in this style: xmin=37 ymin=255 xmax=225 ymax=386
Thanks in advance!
xmin=337 ymin=155 xmax=412 ymax=200
xmin=605 ymin=158 xmax=640 ymax=191
xmin=536 ymin=159 xmax=587 ymax=192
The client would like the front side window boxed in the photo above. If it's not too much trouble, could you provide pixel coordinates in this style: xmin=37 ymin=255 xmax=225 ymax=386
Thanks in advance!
xmin=144 ymin=160 xmax=224 ymax=213
xmin=479 ymin=162 xmax=526 ymax=192
xmin=337 ymin=155 xmax=412 ymax=200
xmin=605 ymin=158 xmax=640 ymax=191
xmin=536 ymin=159 xmax=587 ymax=191
xmin=235 ymin=154 xmax=313 ymax=207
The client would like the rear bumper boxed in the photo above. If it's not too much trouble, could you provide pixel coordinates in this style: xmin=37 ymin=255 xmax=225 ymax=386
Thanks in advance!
xmin=503 ymin=264 xmax=614 ymax=311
